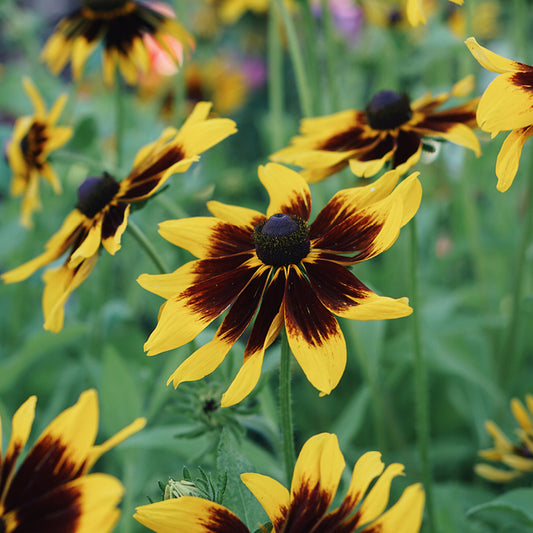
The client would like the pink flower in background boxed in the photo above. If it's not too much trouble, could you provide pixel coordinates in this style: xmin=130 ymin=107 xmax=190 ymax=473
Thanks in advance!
xmin=312 ymin=0 xmax=363 ymax=42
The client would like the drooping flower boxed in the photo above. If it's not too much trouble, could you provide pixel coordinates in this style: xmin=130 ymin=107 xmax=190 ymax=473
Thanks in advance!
xmin=271 ymin=76 xmax=480 ymax=182
xmin=0 ymin=389 xmax=145 ymax=533
xmin=138 ymin=163 xmax=421 ymax=407
xmin=134 ymin=432 xmax=425 ymax=533
xmin=465 ymin=37 xmax=533 ymax=192
xmin=2 ymin=102 xmax=236 ymax=333
xmin=476 ymin=394 xmax=533 ymax=483
xmin=6 ymin=77 xmax=73 ymax=228
xmin=41 ymin=0 xmax=193 ymax=86
xmin=407 ymin=0 xmax=463 ymax=26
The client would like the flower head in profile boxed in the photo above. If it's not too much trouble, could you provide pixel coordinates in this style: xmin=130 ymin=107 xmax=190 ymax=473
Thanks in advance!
xmin=271 ymin=76 xmax=480 ymax=182
xmin=476 ymin=394 xmax=533 ymax=483
xmin=6 ymin=77 xmax=73 ymax=228
xmin=134 ymin=432 xmax=425 ymax=533
xmin=0 ymin=389 xmax=145 ymax=533
xmin=2 ymin=102 xmax=236 ymax=333
xmin=466 ymin=37 xmax=533 ymax=192
xmin=41 ymin=0 xmax=193 ymax=86
xmin=138 ymin=163 xmax=421 ymax=407
xmin=407 ymin=0 xmax=463 ymax=26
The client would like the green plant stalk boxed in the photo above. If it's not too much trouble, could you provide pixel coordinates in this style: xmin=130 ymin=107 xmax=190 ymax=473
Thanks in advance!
xmin=268 ymin=1 xmax=285 ymax=152
xmin=274 ymin=0 xmax=313 ymax=118
xmin=320 ymin=0 xmax=340 ymax=112
xmin=279 ymin=330 xmax=296 ymax=486
xmin=500 ymin=165 xmax=533 ymax=389
xmin=115 ymin=79 xmax=125 ymax=170
xmin=300 ymin=1 xmax=321 ymax=115
xmin=127 ymin=220 xmax=169 ymax=275
xmin=409 ymin=218 xmax=435 ymax=533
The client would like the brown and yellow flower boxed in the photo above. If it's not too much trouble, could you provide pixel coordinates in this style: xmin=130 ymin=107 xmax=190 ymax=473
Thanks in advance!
xmin=138 ymin=163 xmax=421 ymax=407
xmin=476 ymin=394 xmax=533 ymax=483
xmin=6 ymin=77 xmax=73 ymax=228
xmin=271 ymin=76 xmax=480 ymax=183
xmin=466 ymin=37 xmax=533 ymax=192
xmin=41 ymin=0 xmax=193 ymax=86
xmin=2 ymin=102 xmax=236 ymax=333
xmin=0 ymin=389 xmax=145 ymax=533
xmin=134 ymin=432 xmax=425 ymax=533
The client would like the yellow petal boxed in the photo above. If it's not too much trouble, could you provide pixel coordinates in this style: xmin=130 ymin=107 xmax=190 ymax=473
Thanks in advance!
xmin=511 ymin=398 xmax=533 ymax=431
xmin=207 ymin=201 xmax=264 ymax=227
xmin=22 ymin=77 xmax=45 ymax=117
xmin=465 ymin=37 xmax=528 ymax=74
xmin=495 ymin=126 xmax=533 ymax=192
xmin=475 ymin=463 xmax=521 ymax=482
xmin=406 ymin=0 xmax=426 ymax=26
xmin=341 ymin=451 xmax=384 ymax=510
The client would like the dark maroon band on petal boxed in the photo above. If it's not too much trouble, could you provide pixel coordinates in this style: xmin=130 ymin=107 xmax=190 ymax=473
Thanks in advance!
xmin=319 ymin=125 xmax=369 ymax=152
xmin=392 ymin=129 xmax=421 ymax=167
xmin=280 ymin=482 xmax=331 ymax=533
xmin=200 ymin=505 xmax=250 ymax=533
xmin=357 ymin=134 xmax=395 ymax=162
xmin=209 ymin=222 xmax=257 ymax=257
xmin=102 ymin=202 xmax=128 ymax=242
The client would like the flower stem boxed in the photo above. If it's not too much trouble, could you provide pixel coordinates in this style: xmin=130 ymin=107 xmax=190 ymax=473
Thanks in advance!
xmin=115 ymin=79 xmax=125 ymax=170
xmin=268 ymin=1 xmax=285 ymax=152
xmin=279 ymin=330 xmax=296 ymax=485
xmin=320 ymin=0 xmax=340 ymax=112
xmin=127 ymin=220 xmax=169 ymax=275
xmin=500 ymin=163 xmax=533 ymax=389
xmin=409 ymin=218 xmax=435 ymax=533
xmin=274 ymin=0 xmax=313 ymax=118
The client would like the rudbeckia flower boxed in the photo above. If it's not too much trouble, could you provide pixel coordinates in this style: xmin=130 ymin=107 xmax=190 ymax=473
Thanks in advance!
xmin=476 ymin=394 xmax=533 ymax=483
xmin=41 ymin=0 xmax=193 ymax=86
xmin=271 ymin=76 xmax=480 ymax=182
xmin=0 ymin=389 xmax=145 ymax=533
xmin=407 ymin=0 xmax=463 ymax=26
xmin=2 ymin=102 xmax=237 ymax=333
xmin=134 ymin=432 xmax=425 ymax=533
xmin=465 ymin=37 xmax=533 ymax=192
xmin=6 ymin=77 xmax=73 ymax=228
xmin=138 ymin=163 xmax=421 ymax=407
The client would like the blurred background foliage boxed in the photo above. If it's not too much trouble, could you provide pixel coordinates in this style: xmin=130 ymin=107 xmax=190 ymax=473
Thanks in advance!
xmin=1 ymin=0 xmax=533 ymax=532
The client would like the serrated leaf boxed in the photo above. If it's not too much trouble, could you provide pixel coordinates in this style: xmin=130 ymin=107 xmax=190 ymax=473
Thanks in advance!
xmin=217 ymin=427 xmax=267 ymax=530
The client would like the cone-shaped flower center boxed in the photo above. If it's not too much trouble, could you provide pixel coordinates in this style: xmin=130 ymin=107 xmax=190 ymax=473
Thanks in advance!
xmin=76 ymin=172 xmax=120 ymax=218
xmin=365 ymin=90 xmax=412 ymax=130
xmin=253 ymin=213 xmax=310 ymax=267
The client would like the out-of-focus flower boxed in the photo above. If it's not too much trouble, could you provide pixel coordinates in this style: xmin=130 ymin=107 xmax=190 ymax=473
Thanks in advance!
xmin=134 ymin=432 xmax=425 ymax=533
xmin=0 ymin=389 xmax=145 ymax=533
xmin=311 ymin=0 xmax=363 ymax=42
xmin=2 ymin=103 xmax=236 ymax=332
xmin=138 ymin=163 xmax=420 ymax=407
xmin=6 ymin=78 xmax=72 ymax=228
xmin=446 ymin=1 xmax=500 ymax=39
xmin=407 ymin=0 xmax=463 ymax=26
xmin=202 ymin=0 xmax=296 ymax=25
xmin=41 ymin=0 xmax=193 ymax=86
xmin=466 ymin=37 xmax=533 ymax=192
xmin=476 ymin=394 xmax=533 ymax=483
xmin=272 ymin=76 xmax=480 ymax=182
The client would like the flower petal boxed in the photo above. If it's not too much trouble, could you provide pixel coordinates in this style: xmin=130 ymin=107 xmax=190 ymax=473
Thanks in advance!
xmin=474 ymin=463 xmax=522 ymax=482
xmin=101 ymin=203 xmax=130 ymax=255
xmin=207 ymin=201 xmax=264 ymax=228
xmin=283 ymin=267 xmax=346 ymax=396
xmin=495 ymin=126 xmax=533 ymax=192
xmin=348 ymin=135 xmax=395 ymax=178
xmin=465 ymin=37 xmax=530 ymax=74
xmin=259 ymin=163 xmax=312 ymax=220
xmin=240 ymin=473 xmax=289 ymax=530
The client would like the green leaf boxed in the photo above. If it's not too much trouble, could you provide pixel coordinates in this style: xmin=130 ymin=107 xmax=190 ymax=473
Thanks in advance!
xmin=216 ymin=427 xmax=267 ymax=530
xmin=467 ymin=488 xmax=533 ymax=526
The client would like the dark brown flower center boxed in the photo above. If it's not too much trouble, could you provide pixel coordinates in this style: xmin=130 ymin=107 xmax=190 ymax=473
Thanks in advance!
xmin=365 ymin=90 xmax=412 ymax=130
xmin=253 ymin=214 xmax=310 ymax=267
xmin=82 ymin=0 xmax=130 ymax=11
xmin=76 ymin=172 xmax=120 ymax=218
xmin=20 ymin=121 xmax=47 ymax=169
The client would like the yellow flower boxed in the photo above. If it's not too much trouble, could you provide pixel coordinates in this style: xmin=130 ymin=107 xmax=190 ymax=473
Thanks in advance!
xmin=41 ymin=0 xmax=193 ymax=86
xmin=6 ymin=78 xmax=72 ymax=228
xmin=466 ymin=37 xmax=533 ymax=192
xmin=407 ymin=0 xmax=463 ymax=26
xmin=271 ymin=77 xmax=480 ymax=182
xmin=134 ymin=432 xmax=425 ymax=533
xmin=0 ymin=390 xmax=145 ymax=533
xmin=476 ymin=394 xmax=533 ymax=483
xmin=138 ymin=164 xmax=420 ymax=407
xmin=2 ymin=102 xmax=236 ymax=333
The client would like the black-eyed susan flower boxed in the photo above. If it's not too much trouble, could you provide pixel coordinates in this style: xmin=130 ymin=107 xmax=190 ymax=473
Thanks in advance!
xmin=41 ymin=0 xmax=193 ymax=86
xmin=203 ymin=0 xmax=296 ymax=25
xmin=476 ymin=394 xmax=533 ymax=483
xmin=137 ymin=163 xmax=421 ymax=407
xmin=407 ymin=0 xmax=463 ymax=26
xmin=271 ymin=76 xmax=480 ymax=182
xmin=6 ymin=77 xmax=73 ymax=228
xmin=134 ymin=432 xmax=425 ymax=533
xmin=0 ymin=389 xmax=145 ymax=533
xmin=2 ymin=102 xmax=236 ymax=333
xmin=465 ymin=37 xmax=533 ymax=192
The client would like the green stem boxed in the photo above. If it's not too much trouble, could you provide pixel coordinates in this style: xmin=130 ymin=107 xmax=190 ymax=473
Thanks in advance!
xmin=115 ymin=79 xmax=125 ymax=170
xmin=127 ymin=220 xmax=169 ymax=274
xmin=409 ymin=218 xmax=435 ymax=533
xmin=300 ymin=2 xmax=321 ymax=115
xmin=268 ymin=1 xmax=285 ymax=152
xmin=320 ymin=0 xmax=340 ymax=112
xmin=500 ymin=167 xmax=533 ymax=389
xmin=155 ymin=194 xmax=188 ymax=219
xmin=274 ymin=0 xmax=313 ymax=118
xmin=279 ymin=330 xmax=296 ymax=486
